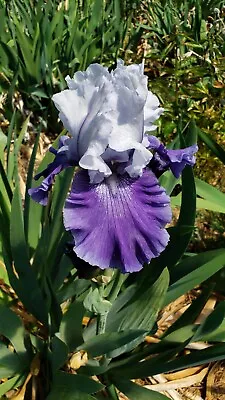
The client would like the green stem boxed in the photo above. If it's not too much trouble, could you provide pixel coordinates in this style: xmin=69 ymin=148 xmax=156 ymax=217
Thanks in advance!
xmin=96 ymin=313 xmax=118 ymax=399
xmin=107 ymin=269 xmax=126 ymax=302
xmin=100 ymin=0 xmax=105 ymax=64
xmin=105 ymin=383 xmax=119 ymax=400
xmin=96 ymin=312 xmax=108 ymax=336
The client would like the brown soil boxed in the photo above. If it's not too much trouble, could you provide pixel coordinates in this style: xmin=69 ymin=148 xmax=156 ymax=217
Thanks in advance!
xmin=206 ymin=362 xmax=225 ymax=400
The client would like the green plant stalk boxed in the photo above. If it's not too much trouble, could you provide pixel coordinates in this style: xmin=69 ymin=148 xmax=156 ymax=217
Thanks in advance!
xmin=174 ymin=24 xmax=180 ymax=118
xmin=104 ymin=384 xmax=119 ymax=400
xmin=107 ymin=269 xmax=126 ymax=302
xmin=96 ymin=312 xmax=108 ymax=336
xmin=100 ymin=0 xmax=105 ymax=64
xmin=81 ymin=0 xmax=90 ymax=71
xmin=96 ymin=277 xmax=121 ymax=399
xmin=0 ymin=159 xmax=13 ymax=202
xmin=97 ymin=312 xmax=119 ymax=399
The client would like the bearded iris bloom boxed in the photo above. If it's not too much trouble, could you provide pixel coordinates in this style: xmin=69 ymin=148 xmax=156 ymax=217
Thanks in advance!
xmin=29 ymin=61 xmax=197 ymax=273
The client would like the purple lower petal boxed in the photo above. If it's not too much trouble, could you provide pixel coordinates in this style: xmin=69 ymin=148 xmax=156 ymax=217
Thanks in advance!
xmin=146 ymin=135 xmax=198 ymax=178
xmin=64 ymin=169 xmax=172 ymax=273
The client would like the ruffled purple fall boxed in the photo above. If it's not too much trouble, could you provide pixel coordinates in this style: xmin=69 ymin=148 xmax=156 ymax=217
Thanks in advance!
xmin=29 ymin=61 xmax=197 ymax=273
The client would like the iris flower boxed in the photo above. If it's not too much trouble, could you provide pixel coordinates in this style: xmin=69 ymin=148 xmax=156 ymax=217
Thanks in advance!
xmin=29 ymin=60 xmax=197 ymax=273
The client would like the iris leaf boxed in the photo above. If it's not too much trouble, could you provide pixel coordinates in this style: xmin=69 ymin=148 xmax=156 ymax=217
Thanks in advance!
xmin=0 ymin=374 xmax=25 ymax=397
xmin=113 ymin=379 xmax=169 ymax=400
xmin=195 ymin=178 xmax=225 ymax=213
xmin=31 ymin=132 xmax=67 ymax=272
xmin=165 ymin=249 xmax=225 ymax=306
xmin=153 ymin=165 xmax=196 ymax=274
xmin=197 ymin=128 xmax=225 ymax=164
xmin=47 ymin=166 xmax=75 ymax=269
xmin=57 ymin=278 xmax=91 ymax=304
xmin=9 ymin=184 xmax=48 ymax=325
xmin=106 ymin=268 xmax=169 ymax=331
xmin=0 ymin=305 xmax=27 ymax=361
xmin=0 ymin=343 xmax=23 ymax=379
xmin=59 ymin=300 xmax=85 ymax=351
xmin=172 ymin=178 xmax=225 ymax=213
xmin=193 ymin=300 xmax=225 ymax=342
xmin=78 ymin=330 xmax=148 ymax=359
xmin=24 ymin=131 xmax=41 ymax=252
xmin=110 ymin=342 xmax=225 ymax=380
xmin=46 ymin=371 xmax=103 ymax=399
xmin=50 ymin=336 xmax=68 ymax=373
xmin=162 ymin=285 xmax=212 ymax=337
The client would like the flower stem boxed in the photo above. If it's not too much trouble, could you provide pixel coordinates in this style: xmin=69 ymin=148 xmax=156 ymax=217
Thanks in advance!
xmin=96 ymin=312 xmax=108 ymax=336
xmin=105 ymin=384 xmax=119 ymax=400
xmin=107 ymin=269 xmax=127 ymax=303
xmin=96 ymin=312 xmax=119 ymax=399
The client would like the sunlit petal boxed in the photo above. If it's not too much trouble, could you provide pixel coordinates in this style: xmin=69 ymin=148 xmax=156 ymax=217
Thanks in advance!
xmin=64 ymin=169 xmax=171 ymax=273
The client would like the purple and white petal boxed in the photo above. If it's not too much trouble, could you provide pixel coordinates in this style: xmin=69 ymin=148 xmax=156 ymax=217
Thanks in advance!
xmin=28 ymin=165 xmax=63 ymax=206
xmin=28 ymin=136 xmax=72 ymax=205
xmin=64 ymin=169 xmax=172 ymax=273
xmin=146 ymin=135 xmax=198 ymax=178
xmin=53 ymin=77 xmax=115 ymax=177
xmin=166 ymin=146 xmax=198 ymax=177
xmin=34 ymin=135 xmax=71 ymax=181
xmin=52 ymin=60 xmax=163 ymax=182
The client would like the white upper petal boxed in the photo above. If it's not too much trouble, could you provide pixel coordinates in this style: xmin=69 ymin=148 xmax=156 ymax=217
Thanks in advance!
xmin=52 ymin=88 xmax=95 ymax=160
xmin=144 ymin=91 xmax=164 ymax=132
xmin=125 ymin=143 xmax=153 ymax=177
xmin=66 ymin=64 xmax=110 ymax=92
xmin=52 ymin=60 xmax=163 ymax=181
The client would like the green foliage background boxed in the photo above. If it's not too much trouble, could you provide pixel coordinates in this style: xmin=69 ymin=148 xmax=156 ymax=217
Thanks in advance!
xmin=0 ymin=0 xmax=225 ymax=399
